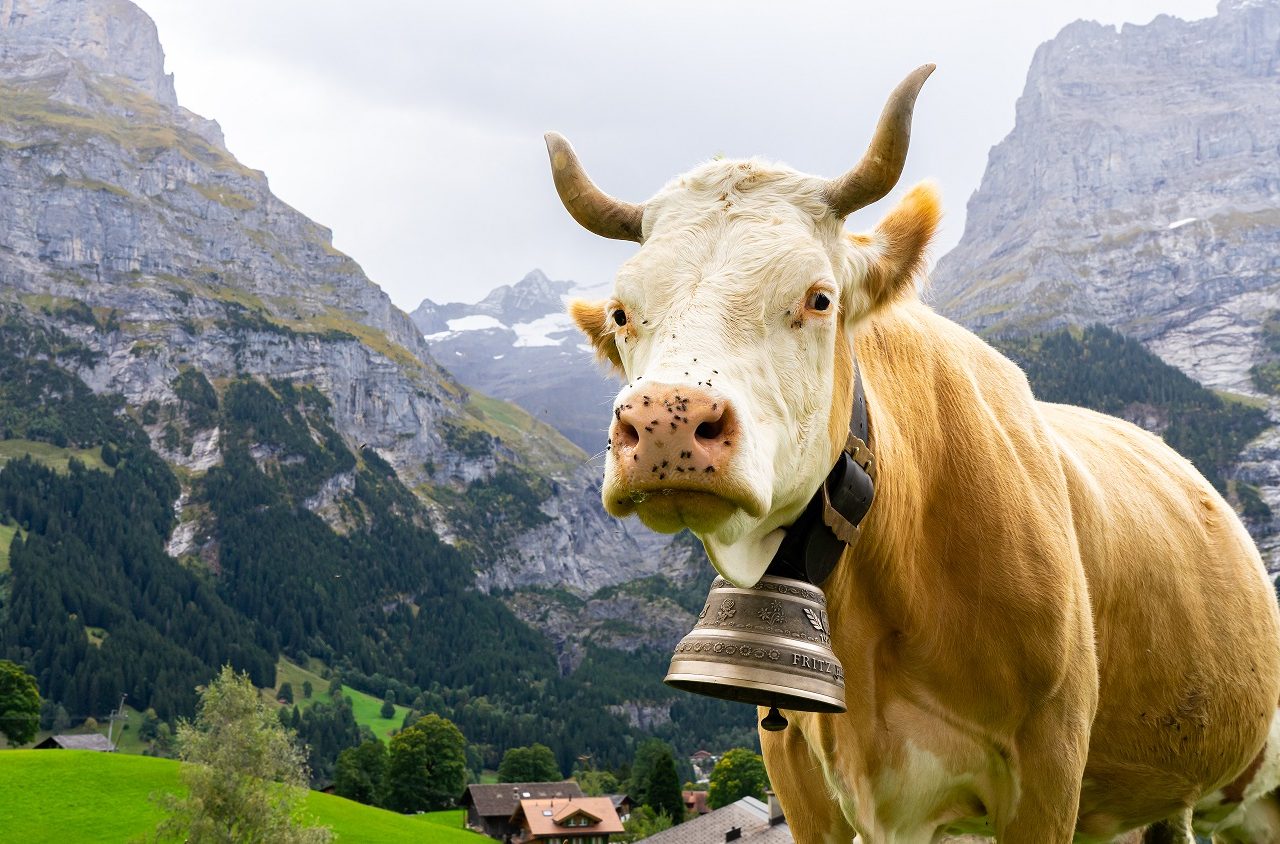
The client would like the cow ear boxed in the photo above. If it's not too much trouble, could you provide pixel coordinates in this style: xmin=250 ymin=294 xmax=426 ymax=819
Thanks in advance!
xmin=569 ymin=299 xmax=624 ymax=372
xmin=859 ymin=181 xmax=941 ymax=310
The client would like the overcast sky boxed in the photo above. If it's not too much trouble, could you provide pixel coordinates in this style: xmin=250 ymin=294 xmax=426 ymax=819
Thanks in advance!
xmin=137 ymin=0 xmax=1219 ymax=312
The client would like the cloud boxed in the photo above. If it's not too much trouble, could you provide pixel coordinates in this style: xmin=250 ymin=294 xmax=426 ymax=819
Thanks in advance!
xmin=139 ymin=0 xmax=1219 ymax=309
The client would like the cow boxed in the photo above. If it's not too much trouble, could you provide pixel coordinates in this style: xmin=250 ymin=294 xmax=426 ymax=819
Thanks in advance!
xmin=545 ymin=65 xmax=1280 ymax=843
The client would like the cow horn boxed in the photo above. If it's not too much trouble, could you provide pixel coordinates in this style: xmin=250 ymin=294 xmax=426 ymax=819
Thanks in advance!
xmin=824 ymin=64 xmax=935 ymax=218
xmin=545 ymin=132 xmax=645 ymax=243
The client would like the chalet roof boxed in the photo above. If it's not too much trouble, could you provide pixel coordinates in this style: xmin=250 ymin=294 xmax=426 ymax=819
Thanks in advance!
xmin=462 ymin=781 xmax=584 ymax=818
xmin=516 ymin=797 xmax=625 ymax=839
xmin=35 ymin=734 xmax=116 ymax=752
xmin=683 ymin=790 xmax=710 ymax=815
xmin=608 ymin=794 xmax=632 ymax=809
xmin=637 ymin=797 xmax=792 ymax=844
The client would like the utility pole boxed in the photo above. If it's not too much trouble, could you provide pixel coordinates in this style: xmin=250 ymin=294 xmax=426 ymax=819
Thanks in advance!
xmin=105 ymin=693 xmax=127 ymax=750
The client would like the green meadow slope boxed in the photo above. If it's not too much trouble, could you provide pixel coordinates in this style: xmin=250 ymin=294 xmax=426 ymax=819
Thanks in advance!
xmin=0 ymin=750 xmax=485 ymax=843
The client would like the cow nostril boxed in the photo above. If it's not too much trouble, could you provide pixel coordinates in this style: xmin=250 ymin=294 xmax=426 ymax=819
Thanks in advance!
xmin=616 ymin=420 xmax=640 ymax=448
xmin=695 ymin=418 xmax=724 ymax=441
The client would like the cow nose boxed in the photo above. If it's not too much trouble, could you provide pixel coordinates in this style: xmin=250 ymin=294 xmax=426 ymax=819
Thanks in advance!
xmin=612 ymin=386 xmax=736 ymax=479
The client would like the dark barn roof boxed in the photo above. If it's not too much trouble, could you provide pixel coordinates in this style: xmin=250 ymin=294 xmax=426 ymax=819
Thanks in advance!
xmin=34 ymin=734 xmax=116 ymax=752
xmin=463 ymin=781 xmax=584 ymax=818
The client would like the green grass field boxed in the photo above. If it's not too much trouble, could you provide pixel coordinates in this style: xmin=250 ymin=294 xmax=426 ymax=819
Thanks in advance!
xmin=0 ymin=438 xmax=109 ymax=474
xmin=270 ymin=659 xmax=411 ymax=741
xmin=0 ymin=520 xmax=21 ymax=573
xmin=0 ymin=750 xmax=488 ymax=843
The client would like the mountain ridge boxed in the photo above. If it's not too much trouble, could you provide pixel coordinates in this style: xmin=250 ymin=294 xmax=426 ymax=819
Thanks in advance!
xmin=0 ymin=0 xmax=670 ymax=596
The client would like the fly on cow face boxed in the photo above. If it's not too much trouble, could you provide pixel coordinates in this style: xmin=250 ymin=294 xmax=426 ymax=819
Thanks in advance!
xmin=550 ymin=65 xmax=938 ymax=587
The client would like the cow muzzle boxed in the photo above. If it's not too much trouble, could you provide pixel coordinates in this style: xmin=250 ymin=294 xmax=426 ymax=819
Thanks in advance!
xmin=605 ymin=384 xmax=763 ymax=531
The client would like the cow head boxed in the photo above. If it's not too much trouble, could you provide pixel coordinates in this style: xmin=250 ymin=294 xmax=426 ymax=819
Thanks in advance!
xmin=551 ymin=66 xmax=939 ymax=588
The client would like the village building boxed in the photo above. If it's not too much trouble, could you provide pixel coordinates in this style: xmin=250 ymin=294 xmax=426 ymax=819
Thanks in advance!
xmin=607 ymin=794 xmax=634 ymax=823
xmin=510 ymin=796 xmax=625 ymax=844
xmin=637 ymin=794 xmax=791 ymax=844
xmin=462 ymin=781 xmax=585 ymax=841
xmin=33 ymin=734 xmax=116 ymax=752
xmin=682 ymin=790 xmax=710 ymax=816
xmin=689 ymin=750 xmax=717 ymax=783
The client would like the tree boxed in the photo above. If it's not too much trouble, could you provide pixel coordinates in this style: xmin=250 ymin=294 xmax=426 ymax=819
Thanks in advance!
xmin=334 ymin=739 xmax=387 ymax=806
xmin=138 ymin=708 xmax=162 ymax=742
xmin=616 ymin=805 xmax=673 ymax=843
xmin=152 ymin=665 xmax=331 ymax=843
xmin=279 ymin=682 xmax=294 ymax=704
xmin=38 ymin=698 xmax=59 ymax=731
xmin=628 ymin=739 xmax=683 ymax=819
xmin=328 ymin=677 xmax=343 ymax=699
xmin=383 ymin=714 xmax=467 ymax=813
xmin=708 ymin=748 xmax=769 ymax=809
xmin=302 ymin=681 xmax=313 ymax=700
xmin=379 ymin=699 xmax=395 ymax=719
xmin=0 ymin=659 xmax=40 ymax=746
xmin=576 ymin=769 xmax=620 ymax=797
xmin=498 ymin=743 xmax=561 ymax=782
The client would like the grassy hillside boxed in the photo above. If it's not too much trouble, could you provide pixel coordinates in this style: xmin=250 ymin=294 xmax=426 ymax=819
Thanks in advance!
xmin=272 ymin=659 xmax=411 ymax=741
xmin=0 ymin=520 xmax=20 ymax=573
xmin=0 ymin=750 xmax=486 ymax=843
xmin=0 ymin=438 xmax=109 ymax=474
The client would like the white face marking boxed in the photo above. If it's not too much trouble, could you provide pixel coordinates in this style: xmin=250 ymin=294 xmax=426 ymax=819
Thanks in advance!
xmin=600 ymin=159 xmax=880 ymax=585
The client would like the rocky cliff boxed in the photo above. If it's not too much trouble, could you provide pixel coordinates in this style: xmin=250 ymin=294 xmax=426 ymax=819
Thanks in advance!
xmin=931 ymin=0 xmax=1280 ymax=394
xmin=928 ymin=0 xmax=1280 ymax=566
xmin=0 ymin=0 xmax=668 ymax=595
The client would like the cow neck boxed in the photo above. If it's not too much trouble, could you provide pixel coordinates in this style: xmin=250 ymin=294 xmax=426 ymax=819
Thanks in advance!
xmin=763 ymin=360 xmax=876 ymax=587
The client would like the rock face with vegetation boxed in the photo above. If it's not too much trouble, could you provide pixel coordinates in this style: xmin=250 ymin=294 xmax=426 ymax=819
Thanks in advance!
xmin=927 ymin=0 xmax=1280 ymax=567
xmin=0 ymin=0 xmax=665 ymax=596
xmin=0 ymin=0 xmax=754 ymax=778
xmin=931 ymin=0 xmax=1280 ymax=393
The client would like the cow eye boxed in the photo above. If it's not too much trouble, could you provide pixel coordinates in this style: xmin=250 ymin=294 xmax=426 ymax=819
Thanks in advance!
xmin=612 ymin=308 xmax=627 ymax=327
xmin=807 ymin=291 xmax=831 ymax=312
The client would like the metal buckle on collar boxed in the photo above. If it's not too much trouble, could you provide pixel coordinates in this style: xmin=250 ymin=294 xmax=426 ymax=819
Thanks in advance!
xmin=821 ymin=438 xmax=870 ymax=544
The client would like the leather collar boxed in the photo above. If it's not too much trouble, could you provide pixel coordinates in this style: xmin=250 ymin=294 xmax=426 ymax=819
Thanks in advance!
xmin=763 ymin=362 xmax=876 ymax=587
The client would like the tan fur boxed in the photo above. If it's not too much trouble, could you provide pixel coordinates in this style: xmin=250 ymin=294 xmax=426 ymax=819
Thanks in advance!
xmin=564 ymin=157 xmax=1280 ymax=842
xmin=765 ymin=251 xmax=1280 ymax=841
xmin=861 ymin=181 xmax=942 ymax=309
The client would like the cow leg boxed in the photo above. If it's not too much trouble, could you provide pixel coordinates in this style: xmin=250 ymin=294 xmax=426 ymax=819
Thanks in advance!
xmin=993 ymin=696 xmax=1092 ymax=844
xmin=1141 ymin=808 xmax=1195 ymax=844
xmin=760 ymin=714 xmax=857 ymax=844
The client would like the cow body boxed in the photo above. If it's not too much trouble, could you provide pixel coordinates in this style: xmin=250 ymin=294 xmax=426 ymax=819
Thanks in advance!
xmin=761 ymin=302 xmax=1280 ymax=843
xmin=546 ymin=67 xmax=1280 ymax=841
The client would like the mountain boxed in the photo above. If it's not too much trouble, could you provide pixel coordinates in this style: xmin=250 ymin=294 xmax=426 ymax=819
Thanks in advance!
xmin=931 ymin=0 xmax=1280 ymax=394
xmin=411 ymin=270 xmax=619 ymax=456
xmin=0 ymin=0 xmax=669 ymax=596
xmin=927 ymin=0 xmax=1280 ymax=568
xmin=0 ymin=0 xmax=755 ymax=772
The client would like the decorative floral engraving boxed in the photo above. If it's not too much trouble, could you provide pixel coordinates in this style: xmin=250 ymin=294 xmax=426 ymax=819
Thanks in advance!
xmin=757 ymin=601 xmax=785 ymax=625
xmin=676 ymin=640 xmax=780 ymax=661
xmin=715 ymin=598 xmax=737 ymax=624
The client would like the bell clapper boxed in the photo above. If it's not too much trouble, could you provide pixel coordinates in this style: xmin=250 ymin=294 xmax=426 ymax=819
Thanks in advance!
xmin=761 ymin=706 xmax=788 ymax=732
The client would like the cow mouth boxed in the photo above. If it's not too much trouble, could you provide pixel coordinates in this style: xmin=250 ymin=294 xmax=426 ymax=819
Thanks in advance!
xmin=604 ymin=481 xmax=765 ymax=534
